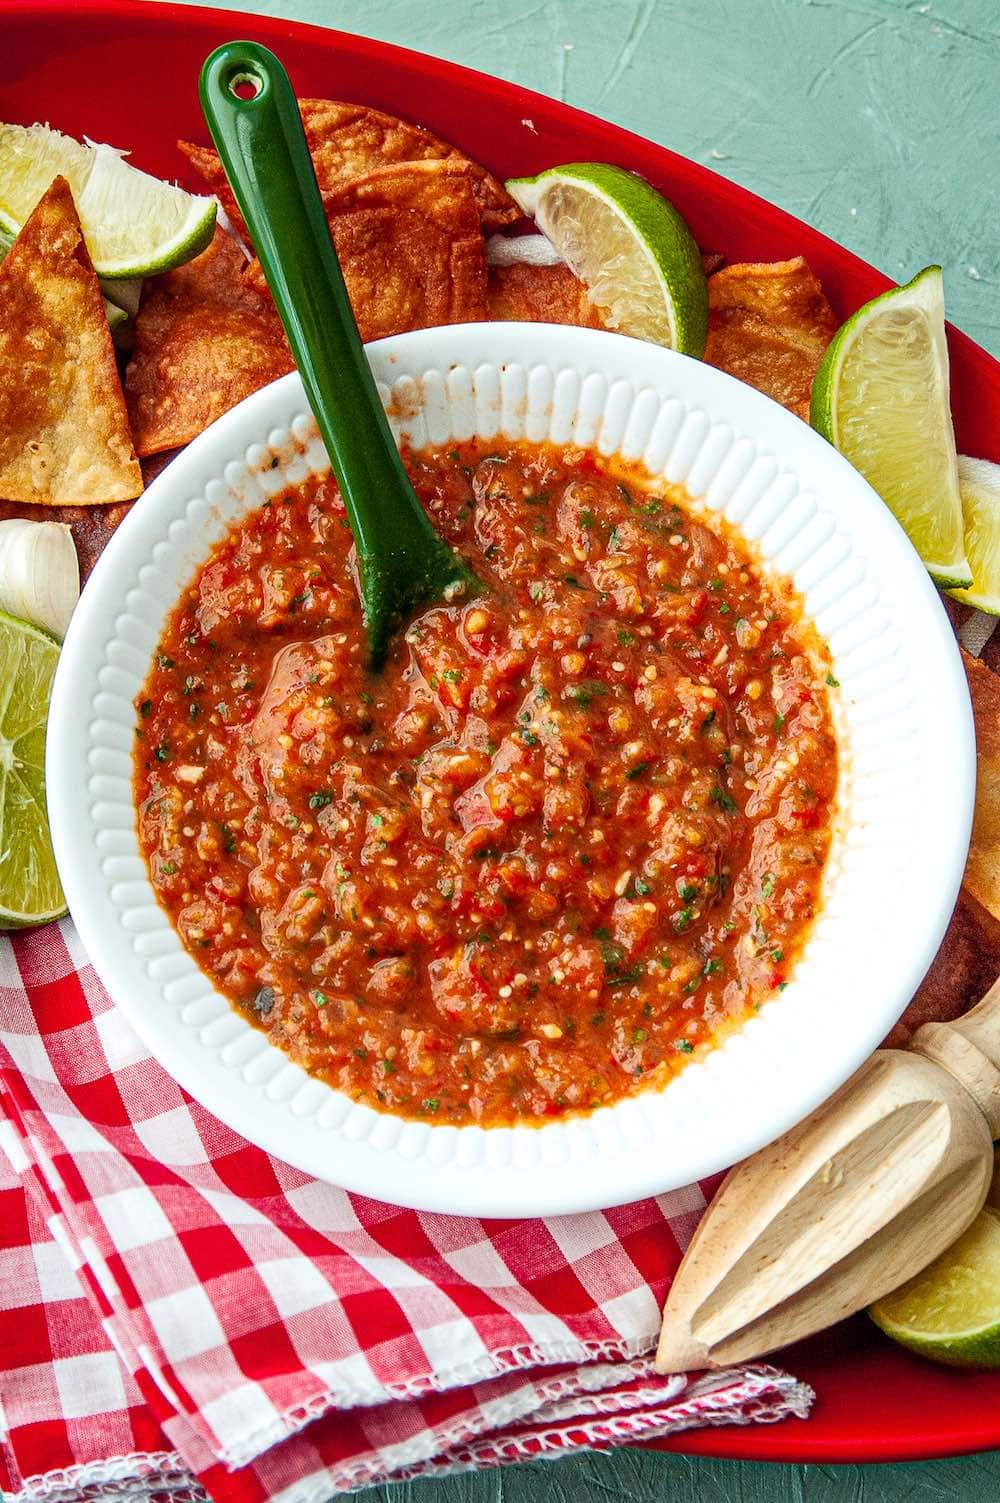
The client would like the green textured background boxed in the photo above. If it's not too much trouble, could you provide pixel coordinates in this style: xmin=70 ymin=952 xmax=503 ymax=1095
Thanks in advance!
xmin=177 ymin=0 xmax=1000 ymax=1496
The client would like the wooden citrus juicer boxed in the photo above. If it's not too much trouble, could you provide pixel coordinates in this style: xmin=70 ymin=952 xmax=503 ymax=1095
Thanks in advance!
xmin=200 ymin=41 xmax=477 ymax=668
xmin=656 ymin=976 xmax=1000 ymax=1373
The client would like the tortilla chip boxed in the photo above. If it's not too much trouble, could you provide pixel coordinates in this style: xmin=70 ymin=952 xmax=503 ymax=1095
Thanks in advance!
xmin=885 ymin=888 xmax=1000 ymax=1047
xmin=962 ymin=648 xmax=1000 ymax=922
xmin=125 ymin=228 xmax=293 ymax=457
xmin=704 ymin=257 xmax=838 ymax=420
xmin=323 ymin=160 xmax=489 ymax=339
xmin=244 ymin=159 xmax=489 ymax=343
xmin=487 ymin=262 xmax=605 ymax=328
xmin=0 ymin=176 xmax=141 ymax=505
xmin=179 ymin=98 xmax=517 ymax=237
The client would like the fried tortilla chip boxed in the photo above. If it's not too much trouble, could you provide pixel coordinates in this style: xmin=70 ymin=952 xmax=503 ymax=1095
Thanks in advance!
xmin=323 ymin=161 xmax=488 ymax=339
xmin=179 ymin=98 xmax=517 ymax=238
xmin=0 ymin=176 xmax=141 ymax=505
xmin=962 ymin=648 xmax=1000 ymax=922
xmin=704 ymin=257 xmax=838 ymax=420
xmin=487 ymin=262 xmax=605 ymax=328
xmin=244 ymin=159 xmax=489 ymax=343
xmin=885 ymin=888 xmax=1000 ymax=1047
xmin=125 ymin=228 xmax=293 ymax=457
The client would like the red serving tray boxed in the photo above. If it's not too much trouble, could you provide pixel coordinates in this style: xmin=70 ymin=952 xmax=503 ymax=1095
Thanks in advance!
xmin=7 ymin=0 xmax=1000 ymax=1466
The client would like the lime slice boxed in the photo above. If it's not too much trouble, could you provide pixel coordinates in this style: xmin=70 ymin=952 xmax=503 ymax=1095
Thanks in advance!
xmin=103 ymin=296 xmax=128 ymax=333
xmin=949 ymin=456 xmax=1000 ymax=613
xmin=811 ymin=266 xmax=970 ymax=589
xmin=0 ymin=123 xmax=216 ymax=278
xmin=870 ymin=1208 xmax=1000 ymax=1368
xmin=505 ymin=163 xmax=708 ymax=357
xmin=0 ymin=612 xmax=66 ymax=928
xmin=99 ymin=277 xmax=143 ymax=319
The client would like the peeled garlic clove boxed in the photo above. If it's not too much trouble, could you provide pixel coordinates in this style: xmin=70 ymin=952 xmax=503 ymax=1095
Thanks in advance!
xmin=485 ymin=233 xmax=563 ymax=267
xmin=0 ymin=520 xmax=79 ymax=640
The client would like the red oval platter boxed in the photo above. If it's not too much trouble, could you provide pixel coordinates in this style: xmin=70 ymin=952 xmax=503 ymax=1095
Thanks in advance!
xmin=7 ymin=0 xmax=1000 ymax=1465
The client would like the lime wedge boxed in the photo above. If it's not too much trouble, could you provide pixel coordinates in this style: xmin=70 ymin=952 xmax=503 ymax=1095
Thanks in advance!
xmin=0 ymin=124 xmax=216 ymax=279
xmin=505 ymin=163 xmax=708 ymax=356
xmin=870 ymin=1209 xmax=1000 ymax=1369
xmin=103 ymin=296 xmax=128 ymax=333
xmin=0 ymin=612 xmax=66 ymax=928
xmin=949 ymin=457 xmax=1000 ymax=613
xmin=100 ymin=277 xmax=143 ymax=319
xmin=811 ymin=266 xmax=970 ymax=589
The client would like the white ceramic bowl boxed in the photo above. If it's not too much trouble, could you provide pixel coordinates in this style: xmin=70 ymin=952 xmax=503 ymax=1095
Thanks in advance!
xmin=48 ymin=323 xmax=974 ymax=1216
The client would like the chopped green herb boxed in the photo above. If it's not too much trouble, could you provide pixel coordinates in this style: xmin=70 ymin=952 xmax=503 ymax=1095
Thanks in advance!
xmin=221 ymin=824 xmax=237 ymax=853
xmin=607 ymin=968 xmax=643 ymax=987
xmin=314 ymin=990 xmax=328 ymax=1007
xmin=579 ymin=508 xmax=596 ymax=529
xmin=566 ymin=679 xmax=608 ymax=708
xmin=773 ymin=712 xmax=786 ymax=733
xmin=625 ymin=761 xmax=649 ymax=781
xmin=761 ymin=872 xmax=775 ymax=899
xmin=710 ymin=785 xmax=738 ymax=814
xmin=617 ymin=628 xmax=636 ymax=646
xmin=703 ymin=958 xmax=723 ymax=976
xmin=633 ymin=1027 xmax=647 ymax=1043
xmin=680 ymin=882 xmax=700 ymax=902
xmin=826 ymin=672 xmax=840 ymax=688
xmin=154 ymin=743 xmax=170 ymax=762
xmin=707 ymin=578 xmax=723 ymax=592
xmin=422 ymin=1097 xmax=440 ymax=1113
xmin=563 ymin=574 xmax=582 ymax=588
xmin=156 ymin=654 xmax=175 ymax=669
xmin=442 ymin=668 xmax=463 ymax=684
xmin=139 ymin=699 xmax=153 ymax=718
xmin=599 ymin=939 xmax=626 ymax=971
xmin=675 ymin=1039 xmax=694 ymax=1054
xmin=161 ymin=860 xmax=178 ymax=876
xmin=673 ymin=906 xmax=695 ymax=932
xmin=309 ymin=791 xmax=332 ymax=810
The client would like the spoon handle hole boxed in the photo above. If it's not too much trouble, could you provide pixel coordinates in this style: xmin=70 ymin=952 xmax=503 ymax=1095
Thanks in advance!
xmin=225 ymin=67 xmax=265 ymax=102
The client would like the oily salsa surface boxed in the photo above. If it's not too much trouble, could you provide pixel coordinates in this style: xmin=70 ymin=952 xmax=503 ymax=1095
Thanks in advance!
xmin=134 ymin=440 xmax=838 ymax=1125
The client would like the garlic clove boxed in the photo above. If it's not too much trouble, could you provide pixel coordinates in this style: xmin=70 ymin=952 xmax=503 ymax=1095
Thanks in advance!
xmin=0 ymin=520 xmax=79 ymax=640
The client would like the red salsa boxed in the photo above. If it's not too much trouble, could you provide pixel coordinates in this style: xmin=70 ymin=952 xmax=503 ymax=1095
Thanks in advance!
xmin=134 ymin=440 xmax=838 ymax=1125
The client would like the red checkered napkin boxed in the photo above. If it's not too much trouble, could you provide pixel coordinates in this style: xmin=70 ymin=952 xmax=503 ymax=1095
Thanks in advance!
xmin=0 ymin=921 xmax=812 ymax=1501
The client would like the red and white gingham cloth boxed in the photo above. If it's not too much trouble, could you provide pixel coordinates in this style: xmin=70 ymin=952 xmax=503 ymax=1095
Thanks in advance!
xmin=0 ymin=920 xmax=812 ymax=1502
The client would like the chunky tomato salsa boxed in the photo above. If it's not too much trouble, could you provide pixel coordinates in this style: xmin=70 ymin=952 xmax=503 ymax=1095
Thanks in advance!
xmin=134 ymin=440 xmax=838 ymax=1125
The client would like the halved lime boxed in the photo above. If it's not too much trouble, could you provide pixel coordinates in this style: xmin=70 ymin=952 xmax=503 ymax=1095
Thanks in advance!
xmin=0 ymin=123 xmax=216 ymax=279
xmin=811 ymin=266 xmax=970 ymax=589
xmin=505 ymin=163 xmax=708 ymax=356
xmin=949 ymin=456 xmax=1000 ymax=613
xmin=870 ymin=1208 xmax=1000 ymax=1368
xmin=0 ymin=612 xmax=66 ymax=928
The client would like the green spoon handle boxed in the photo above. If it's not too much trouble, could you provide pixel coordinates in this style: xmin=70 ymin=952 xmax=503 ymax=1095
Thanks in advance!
xmin=199 ymin=40 xmax=475 ymax=666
